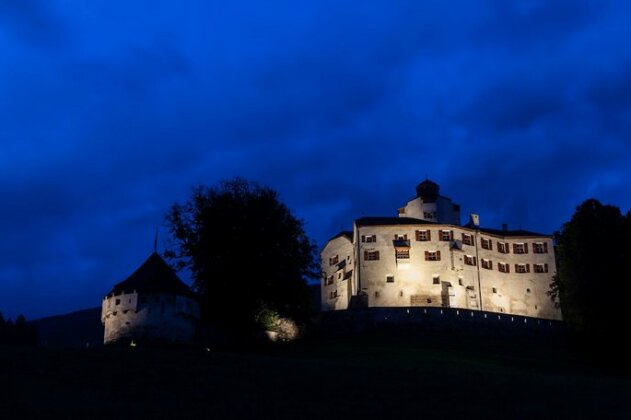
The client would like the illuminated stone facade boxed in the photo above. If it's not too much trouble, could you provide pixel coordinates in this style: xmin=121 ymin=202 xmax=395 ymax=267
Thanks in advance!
xmin=101 ymin=252 xmax=199 ymax=345
xmin=321 ymin=180 xmax=561 ymax=320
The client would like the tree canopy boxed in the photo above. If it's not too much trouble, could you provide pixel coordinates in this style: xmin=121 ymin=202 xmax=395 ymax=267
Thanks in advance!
xmin=165 ymin=178 xmax=318 ymax=333
xmin=549 ymin=199 xmax=631 ymax=340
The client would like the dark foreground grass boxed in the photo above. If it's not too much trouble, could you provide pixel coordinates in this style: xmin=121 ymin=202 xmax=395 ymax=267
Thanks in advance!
xmin=1 ymin=334 xmax=629 ymax=419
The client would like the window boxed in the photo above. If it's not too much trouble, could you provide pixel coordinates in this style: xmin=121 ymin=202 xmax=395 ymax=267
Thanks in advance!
xmin=338 ymin=272 xmax=342 ymax=279
xmin=396 ymin=249 xmax=410 ymax=259
xmin=481 ymin=259 xmax=493 ymax=270
xmin=329 ymin=290 xmax=338 ymax=299
xmin=526 ymin=288 xmax=531 ymax=293
xmin=462 ymin=233 xmax=473 ymax=246
xmin=481 ymin=238 xmax=493 ymax=250
xmin=423 ymin=211 xmax=434 ymax=219
xmin=394 ymin=234 xmax=408 ymax=240
xmin=440 ymin=230 xmax=453 ymax=241
xmin=492 ymin=287 xmax=497 ymax=294
xmin=425 ymin=250 xmax=441 ymax=261
xmin=498 ymin=262 xmax=510 ymax=273
xmin=533 ymin=242 xmax=549 ymax=254
xmin=386 ymin=275 xmax=395 ymax=283
xmin=364 ymin=250 xmax=380 ymax=261
xmin=361 ymin=234 xmax=377 ymax=243
xmin=458 ymin=278 xmax=463 ymax=286
xmin=433 ymin=276 xmax=440 ymax=285
xmin=415 ymin=229 xmax=431 ymax=241
xmin=534 ymin=263 xmax=549 ymax=273
xmin=374 ymin=291 xmax=380 ymax=298
xmin=427 ymin=298 xmax=432 ymax=304
xmin=326 ymin=275 xmax=334 ymax=285
xmin=498 ymin=242 xmax=509 ymax=254
xmin=515 ymin=263 xmax=530 ymax=273
xmin=115 ymin=299 xmax=120 ymax=305
xmin=464 ymin=255 xmax=477 ymax=266
xmin=513 ymin=243 xmax=528 ymax=254
xmin=329 ymin=255 xmax=339 ymax=265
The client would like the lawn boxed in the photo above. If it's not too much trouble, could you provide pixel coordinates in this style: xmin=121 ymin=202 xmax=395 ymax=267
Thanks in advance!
xmin=1 ymin=334 xmax=629 ymax=419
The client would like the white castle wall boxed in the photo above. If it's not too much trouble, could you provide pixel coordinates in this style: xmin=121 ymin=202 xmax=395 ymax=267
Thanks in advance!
xmin=101 ymin=292 xmax=199 ymax=344
xmin=321 ymin=223 xmax=560 ymax=320
xmin=321 ymin=236 xmax=354 ymax=311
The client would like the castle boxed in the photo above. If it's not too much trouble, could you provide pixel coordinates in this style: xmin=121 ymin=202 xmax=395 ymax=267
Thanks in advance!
xmin=321 ymin=180 xmax=561 ymax=320
xmin=101 ymin=252 xmax=200 ymax=345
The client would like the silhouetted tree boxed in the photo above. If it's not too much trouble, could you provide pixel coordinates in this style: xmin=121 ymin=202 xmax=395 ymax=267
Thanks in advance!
xmin=550 ymin=199 xmax=631 ymax=346
xmin=0 ymin=313 xmax=37 ymax=346
xmin=165 ymin=178 xmax=318 ymax=336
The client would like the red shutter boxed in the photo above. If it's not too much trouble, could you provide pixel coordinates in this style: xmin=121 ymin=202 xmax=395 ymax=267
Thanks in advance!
xmin=490 ymin=240 xmax=493 ymax=251
xmin=506 ymin=243 xmax=510 ymax=254
xmin=375 ymin=251 xmax=380 ymax=260
xmin=427 ymin=230 xmax=432 ymax=241
xmin=361 ymin=235 xmax=365 ymax=242
xmin=437 ymin=250 xmax=441 ymax=261
xmin=364 ymin=250 xmax=368 ymax=260
xmin=490 ymin=261 xmax=493 ymax=270
xmin=515 ymin=264 xmax=518 ymax=272
xmin=450 ymin=231 xmax=454 ymax=241
xmin=473 ymin=256 xmax=477 ymax=266
xmin=507 ymin=264 xmax=510 ymax=273
xmin=526 ymin=264 xmax=531 ymax=273
xmin=415 ymin=230 xmax=421 ymax=241
xmin=545 ymin=263 xmax=549 ymax=273
xmin=513 ymin=244 xmax=517 ymax=253
xmin=525 ymin=243 xmax=529 ymax=254
xmin=425 ymin=251 xmax=429 ymax=261
xmin=544 ymin=242 xmax=548 ymax=253
xmin=461 ymin=233 xmax=466 ymax=242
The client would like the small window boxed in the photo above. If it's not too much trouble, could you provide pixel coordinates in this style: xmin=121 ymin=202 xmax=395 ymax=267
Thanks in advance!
xmin=464 ymin=255 xmax=477 ymax=266
xmin=440 ymin=230 xmax=453 ymax=241
xmin=394 ymin=234 xmax=408 ymax=240
xmin=375 ymin=291 xmax=380 ymax=298
xmin=361 ymin=234 xmax=377 ymax=243
xmin=326 ymin=275 xmax=334 ymax=285
xmin=515 ymin=263 xmax=530 ymax=273
xmin=433 ymin=276 xmax=440 ymax=285
xmin=425 ymin=250 xmax=441 ymax=261
xmin=534 ymin=263 xmax=549 ymax=273
xmin=415 ymin=230 xmax=431 ymax=241
xmin=329 ymin=255 xmax=339 ymax=265
xmin=458 ymin=278 xmax=463 ymax=286
xmin=427 ymin=298 xmax=432 ymax=304
xmin=115 ymin=299 xmax=120 ymax=305
xmin=364 ymin=250 xmax=380 ymax=261
xmin=396 ymin=249 xmax=410 ymax=259
xmin=481 ymin=238 xmax=493 ymax=250
xmin=533 ymin=242 xmax=548 ymax=254
xmin=492 ymin=287 xmax=497 ymax=294
xmin=461 ymin=233 xmax=473 ymax=246
xmin=481 ymin=259 xmax=493 ymax=270
xmin=498 ymin=242 xmax=509 ymax=254
xmin=526 ymin=288 xmax=531 ymax=293
xmin=498 ymin=262 xmax=510 ymax=273
xmin=386 ymin=275 xmax=395 ymax=283
xmin=423 ymin=211 xmax=434 ymax=219
xmin=513 ymin=243 xmax=528 ymax=254
xmin=399 ymin=291 xmax=404 ymax=297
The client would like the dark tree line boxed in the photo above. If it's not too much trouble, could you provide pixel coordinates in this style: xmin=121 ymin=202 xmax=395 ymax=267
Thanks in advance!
xmin=0 ymin=313 xmax=37 ymax=346
xmin=550 ymin=199 xmax=631 ymax=354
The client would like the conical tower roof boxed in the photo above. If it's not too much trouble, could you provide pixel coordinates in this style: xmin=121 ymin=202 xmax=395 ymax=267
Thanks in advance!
xmin=107 ymin=252 xmax=196 ymax=298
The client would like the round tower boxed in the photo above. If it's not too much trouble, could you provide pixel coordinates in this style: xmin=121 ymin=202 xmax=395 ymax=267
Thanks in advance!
xmin=101 ymin=252 xmax=199 ymax=345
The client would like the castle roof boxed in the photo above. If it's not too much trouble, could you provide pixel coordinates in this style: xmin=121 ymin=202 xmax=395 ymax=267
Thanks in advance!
xmin=328 ymin=231 xmax=353 ymax=241
xmin=354 ymin=217 xmax=549 ymax=237
xmin=355 ymin=217 xmax=436 ymax=226
xmin=106 ymin=252 xmax=196 ymax=298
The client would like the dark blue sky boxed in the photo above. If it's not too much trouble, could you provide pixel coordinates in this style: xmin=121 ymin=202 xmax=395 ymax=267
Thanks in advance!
xmin=2 ymin=0 xmax=630 ymax=319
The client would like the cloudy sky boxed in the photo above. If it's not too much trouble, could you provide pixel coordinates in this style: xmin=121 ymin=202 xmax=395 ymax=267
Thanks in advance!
xmin=1 ymin=0 xmax=630 ymax=319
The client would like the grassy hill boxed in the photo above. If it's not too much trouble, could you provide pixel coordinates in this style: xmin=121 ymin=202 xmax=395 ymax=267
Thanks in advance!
xmin=1 ymin=334 xmax=629 ymax=418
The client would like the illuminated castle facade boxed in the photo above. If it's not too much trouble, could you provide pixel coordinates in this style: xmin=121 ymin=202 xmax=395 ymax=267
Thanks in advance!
xmin=321 ymin=180 xmax=561 ymax=320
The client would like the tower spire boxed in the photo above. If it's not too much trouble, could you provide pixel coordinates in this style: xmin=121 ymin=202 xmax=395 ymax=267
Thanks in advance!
xmin=153 ymin=227 xmax=159 ymax=253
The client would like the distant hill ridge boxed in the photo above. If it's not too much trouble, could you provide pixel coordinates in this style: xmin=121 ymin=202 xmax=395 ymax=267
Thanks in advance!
xmin=31 ymin=307 xmax=103 ymax=348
